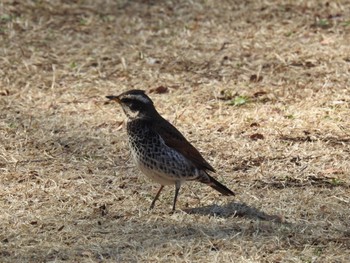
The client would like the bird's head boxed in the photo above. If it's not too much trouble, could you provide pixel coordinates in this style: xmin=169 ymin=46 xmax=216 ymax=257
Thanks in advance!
xmin=106 ymin=89 xmax=157 ymax=120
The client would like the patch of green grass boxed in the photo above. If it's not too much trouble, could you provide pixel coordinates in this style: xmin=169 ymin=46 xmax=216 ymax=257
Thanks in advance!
xmin=7 ymin=121 xmax=18 ymax=129
xmin=313 ymin=247 xmax=323 ymax=256
xmin=284 ymin=114 xmax=295 ymax=119
xmin=100 ymin=15 xmax=115 ymax=23
xmin=79 ymin=18 xmax=88 ymax=25
xmin=0 ymin=14 xmax=12 ymax=22
xmin=316 ymin=19 xmax=332 ymax=29
xmin=331 ymin=178 xmax=343 ymax=186
xmin=284 ymin=31 xmax=293 ymax=37
xmin=342 ymin=20 xmax=350 ymax=27
xmin=228 ymin=96 xmax=249 ymax=106
xmin=69 ymin=61 xmax=77 ymax=69
xmin=318 ymin=19 xmax=329 ymax=26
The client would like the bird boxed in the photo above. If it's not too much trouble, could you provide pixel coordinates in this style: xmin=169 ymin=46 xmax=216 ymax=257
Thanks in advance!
xmin=106 ymin=89 xmax=234 ymax=211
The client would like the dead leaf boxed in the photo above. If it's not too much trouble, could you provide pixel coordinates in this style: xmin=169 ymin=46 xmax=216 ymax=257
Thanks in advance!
xmin=150 ymin=86 xmax=168 ymax=94
xmin=250 ymin=122 xmax=260 ymax=128
xmin=250 ymin=133 xmax=264 ymax=140
xmin=250 ymin=74 xmax=263 ymax=82
xmin=253 ymin=91 xmax=267 ymax=97
xmin=0 ymin=89 xmax=10 ymax=96
xmin=305 ymin=61 xmax=316 ymax=68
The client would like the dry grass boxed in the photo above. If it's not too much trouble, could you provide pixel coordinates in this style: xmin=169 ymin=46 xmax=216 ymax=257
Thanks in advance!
xmin=1 ymin=0 xmax=350 ymax=262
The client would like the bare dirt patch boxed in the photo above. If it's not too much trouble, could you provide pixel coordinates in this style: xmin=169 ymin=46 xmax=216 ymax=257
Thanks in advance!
xmin=1 ymin=0 xmax=350 ymax=262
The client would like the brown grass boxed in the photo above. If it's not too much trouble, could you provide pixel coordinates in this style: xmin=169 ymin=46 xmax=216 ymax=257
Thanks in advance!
xmin=1 ymin=0 xmax=350 ymax=262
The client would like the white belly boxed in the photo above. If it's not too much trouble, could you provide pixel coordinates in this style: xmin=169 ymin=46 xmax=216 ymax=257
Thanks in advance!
xmin=128 ymin=137 xmax=195 ymax=186
xmin=137 ymin=161 xmax=177 ymax=186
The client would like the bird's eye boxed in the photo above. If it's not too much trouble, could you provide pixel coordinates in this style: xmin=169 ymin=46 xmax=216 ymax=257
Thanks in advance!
xmin=121 ymin=98 xmax=143 ymax=112
xmin=129 ymin=102 xmax=139 ymax=111
xmin=121 ymin=98 xmax=132 ymax=103
xmin=125 ymin=101 xmax=142 ymax=112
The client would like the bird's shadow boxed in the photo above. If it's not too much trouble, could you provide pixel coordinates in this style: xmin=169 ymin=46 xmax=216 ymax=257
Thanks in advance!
xmin=184 ymin=201 xmax=284 ymax=223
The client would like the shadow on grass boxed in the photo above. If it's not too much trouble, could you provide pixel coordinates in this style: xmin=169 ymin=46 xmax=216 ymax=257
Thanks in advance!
xmin=184 ymin=201 xmax=284 ymax=223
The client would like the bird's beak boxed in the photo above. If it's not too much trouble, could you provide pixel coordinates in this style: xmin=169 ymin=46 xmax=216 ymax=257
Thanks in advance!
xmin=106 ymin=95 xmax=121 ymax=103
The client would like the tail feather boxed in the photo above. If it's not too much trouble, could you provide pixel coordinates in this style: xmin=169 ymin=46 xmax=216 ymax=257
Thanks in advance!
xmin=200 ymin=174 xmax=235 ymax=196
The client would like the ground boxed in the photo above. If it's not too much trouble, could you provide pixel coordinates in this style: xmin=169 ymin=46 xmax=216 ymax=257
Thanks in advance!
xmin=0 ymin=0 xmax=350 ymax=262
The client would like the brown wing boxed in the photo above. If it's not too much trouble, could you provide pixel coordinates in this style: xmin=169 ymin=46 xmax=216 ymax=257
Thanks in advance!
xmin=153 ymin=117 xmax=215 ymax=172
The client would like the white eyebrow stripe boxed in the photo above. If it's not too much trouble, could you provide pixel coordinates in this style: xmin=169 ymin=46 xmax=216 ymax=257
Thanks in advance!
xmin=124 ymin=94 xmax=151 ymax=104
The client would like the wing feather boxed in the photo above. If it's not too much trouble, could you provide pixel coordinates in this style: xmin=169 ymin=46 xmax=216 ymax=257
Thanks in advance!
xmin=153 ymin=117 xmax=215 ymax=172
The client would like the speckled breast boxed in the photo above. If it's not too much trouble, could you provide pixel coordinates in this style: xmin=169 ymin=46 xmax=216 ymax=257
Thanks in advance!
xmin=126 ymin=119 xmax=197 ymax=184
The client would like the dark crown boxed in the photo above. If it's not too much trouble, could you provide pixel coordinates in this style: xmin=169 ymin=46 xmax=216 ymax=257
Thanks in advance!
xmin=115 ymin=89 xmax=158 ymax=119
xmin=118 ymin=89 xmax=153 ymax=105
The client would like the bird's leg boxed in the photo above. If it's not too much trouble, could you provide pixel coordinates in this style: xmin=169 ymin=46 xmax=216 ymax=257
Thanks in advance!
xmin=150 ymin=185 xmax=164 ymax=210
xmin=172 ymin=182 xmax=181 ymax=212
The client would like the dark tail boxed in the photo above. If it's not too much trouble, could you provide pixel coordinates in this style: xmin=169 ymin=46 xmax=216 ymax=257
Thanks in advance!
xmin=200 ymin=174 xmax=235 ymax=196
